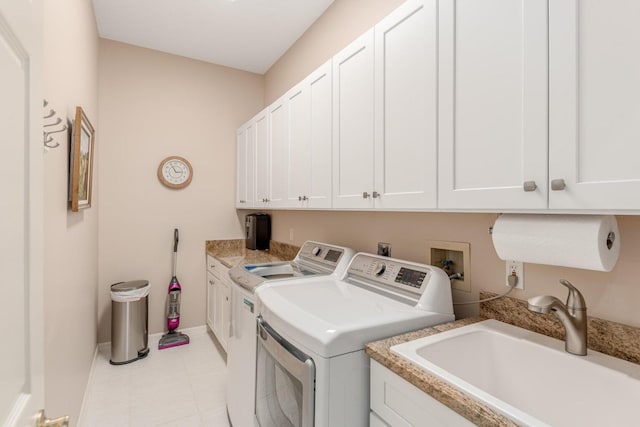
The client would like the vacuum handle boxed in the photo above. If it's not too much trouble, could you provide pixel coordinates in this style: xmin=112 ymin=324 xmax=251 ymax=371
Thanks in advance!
xmin=174 ymin=228 xmax=179 ymax=252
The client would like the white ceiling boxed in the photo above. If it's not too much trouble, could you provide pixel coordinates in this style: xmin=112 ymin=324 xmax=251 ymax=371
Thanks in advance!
xmin=92 ymin=0 xmax=334 ymax=74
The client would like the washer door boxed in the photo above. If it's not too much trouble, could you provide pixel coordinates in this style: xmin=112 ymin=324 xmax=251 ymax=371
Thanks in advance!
xmin=255 ymin=317 xmax=315 ymax=427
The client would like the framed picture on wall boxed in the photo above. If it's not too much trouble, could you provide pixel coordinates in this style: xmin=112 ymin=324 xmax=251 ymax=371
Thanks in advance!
xmin=68 ymin=106 xmax=95 ymax=212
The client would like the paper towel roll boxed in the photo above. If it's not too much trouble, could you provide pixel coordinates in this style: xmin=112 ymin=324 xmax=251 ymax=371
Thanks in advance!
xmin=492 ymin=214 xmax=620 ymax=272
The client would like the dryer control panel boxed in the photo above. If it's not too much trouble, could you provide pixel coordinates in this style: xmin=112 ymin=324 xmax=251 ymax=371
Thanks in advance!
xmin=346 ymin=253 xmax=453 ymax=313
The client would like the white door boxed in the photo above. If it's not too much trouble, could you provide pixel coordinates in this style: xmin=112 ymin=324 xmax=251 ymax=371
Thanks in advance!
xmin=1 ymin=0 xmax=47 ymax=426
xmin=268 ymin=96 xmax=288 ymax=207
xmin=236 ymin=128 xmax=247 ymax=207
xmin=206 ymin=272 xmax=216 ymax=331
xmin=306 ymin=61 xmax=333 ymax=209
xmin=287 ymin=83 xmax=311 ymax=207
xmin=332 ymin=29 xmax=375 ymax=209
xmin=438 ymin=0 xmax=548 ymax=210
xmin=549 ymin=0 xmax=640 ymax=210
xmin=287 ymin=60 xmax=333 ymax=209
xmin=253 ymin=109 xmax=270 ymax=207
xmin=374 ymin=0 xmax=438 ymax=209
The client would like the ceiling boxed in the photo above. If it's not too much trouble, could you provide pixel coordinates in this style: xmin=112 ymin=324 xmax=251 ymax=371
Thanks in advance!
xmin=92 ymin=0 xmax=334 ymax=74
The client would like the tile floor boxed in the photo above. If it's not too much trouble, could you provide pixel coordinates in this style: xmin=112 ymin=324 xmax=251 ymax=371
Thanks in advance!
xmin=79 ymin=327 xmax=230 ymax=427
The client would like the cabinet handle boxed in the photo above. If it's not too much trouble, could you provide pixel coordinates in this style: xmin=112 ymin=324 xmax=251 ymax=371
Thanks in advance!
xmin=372 ymin=191 xmax=380 ymax=198
xmin=523 ymin=181 xmax=537 ymax=192
xmin=551 ymin=179 xmax=566 ymax=191
xmin=302 ymin=195 xmax=308 ymax=201
xmin=362 ymin=192 xmax=370 ymax=199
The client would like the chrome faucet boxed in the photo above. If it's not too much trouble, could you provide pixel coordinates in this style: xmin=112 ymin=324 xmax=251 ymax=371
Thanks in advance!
xmin=527 ymin=280 xmax=587 ymax=356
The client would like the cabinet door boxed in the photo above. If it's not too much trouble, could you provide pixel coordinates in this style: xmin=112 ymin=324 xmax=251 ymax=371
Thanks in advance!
xmin=220 ymin=281 xmax=231 ymax=351
xmin=236 ymin=128 xmax=248 ymax=208
xmin=269 ymin=96 xmax=289 ymax=207
xmin=307 ymin=62 xmax=333 ymax=208
xmin=549 ymin=0 xmax=640 ymax=210
xmin=374 ymin=0 xmax=438 ymax=209
xmin=332 ymin=30 xmax=375 ymax=209
xmin=242 ymin=120 xmax=256 ymax=209
xmin=207 ymin=271 xmax=220 ymax=337
xmin=288 ymin=61 xmax=333 ymax=208
xmin=253 ymin=109 xmax=270 ymax=206
xmin=206 ymin=271 xmax=216 ymax=332
xmin=438 ymin=0 xmax=548 ymax=210
xmin=287 ymin=83 xmax=311 ymax=207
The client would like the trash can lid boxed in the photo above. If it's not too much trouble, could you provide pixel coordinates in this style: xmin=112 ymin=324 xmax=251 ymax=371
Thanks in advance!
xmin=111 ymin=280 xmax=149 ymax=292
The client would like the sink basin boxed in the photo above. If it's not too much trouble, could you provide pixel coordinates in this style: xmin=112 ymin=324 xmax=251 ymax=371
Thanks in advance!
xmin=391 ymin=319 xmax=640 ymax=426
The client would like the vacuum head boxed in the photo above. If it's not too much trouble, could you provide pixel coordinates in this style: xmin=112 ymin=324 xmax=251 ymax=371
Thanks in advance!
xmin=158 ymin=331 xmax=190 ymax=350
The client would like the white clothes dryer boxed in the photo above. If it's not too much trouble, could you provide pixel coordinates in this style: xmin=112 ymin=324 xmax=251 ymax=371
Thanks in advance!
xmin=254 ymin=253 xmax=455 ymax=427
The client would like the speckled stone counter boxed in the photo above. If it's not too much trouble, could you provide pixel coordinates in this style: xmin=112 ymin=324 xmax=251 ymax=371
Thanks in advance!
xmin=366 ymin=292 xmax=640 ymax=426
xmin=205 ymin=239 xmax=300 ymax=268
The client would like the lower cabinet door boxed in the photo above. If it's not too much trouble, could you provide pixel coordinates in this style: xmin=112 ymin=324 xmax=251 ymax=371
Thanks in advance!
xmin=370 ymin=360 xmax=475 ymax=426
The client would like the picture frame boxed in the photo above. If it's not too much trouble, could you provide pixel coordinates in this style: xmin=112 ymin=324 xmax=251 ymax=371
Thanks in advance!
xmin=68 ymin=106 xmax=95 ymax=212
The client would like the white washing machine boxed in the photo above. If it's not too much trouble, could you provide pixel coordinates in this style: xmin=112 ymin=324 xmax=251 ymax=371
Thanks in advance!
xmin=254 ymin=253 xmax=455 ymax=427
xmin=226 ymin=241 xmax=354 ymax=427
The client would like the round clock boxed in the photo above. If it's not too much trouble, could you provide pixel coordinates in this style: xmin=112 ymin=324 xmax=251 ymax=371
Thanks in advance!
xmin=157 ymin=156 xmax=193 ymax=189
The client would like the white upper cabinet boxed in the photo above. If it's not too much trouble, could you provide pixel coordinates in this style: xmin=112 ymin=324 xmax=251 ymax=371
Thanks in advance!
xmin=374 ymin=0 xmax=438 ymax=209
xmin=236 ymin=120 xmax=255 ymax=208
xmin=438 ymin=0 xmax=549 ymax=210
xmin=332 ymin=30 xmax=376 ymax=209
xmin=288 ymin=61 xmax=333 ymax=208
xmin=236 ymin=128 xmax=247 ymax=208
xmin=268 ymin=96 xmax=288 ymax=207
xmin=549 ymin=0 xmax=640 ymax=210
xmin=253 ymin=109 xmax=270 ymax=207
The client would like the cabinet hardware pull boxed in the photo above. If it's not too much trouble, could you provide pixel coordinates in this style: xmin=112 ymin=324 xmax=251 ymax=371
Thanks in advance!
xmin=372 ymin=191 xmax=380 ymax=198
xmin=523 ymin=181 xmax=537 ymax=192
xmin=551 ymin=179 xmax=566 ymax=191
xmin=362 ymin=192 xmax=370 ymax=199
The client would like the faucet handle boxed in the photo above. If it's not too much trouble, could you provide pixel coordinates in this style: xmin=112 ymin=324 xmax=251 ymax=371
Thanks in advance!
xmin=559 ymin=279 xmax=586 ymax=311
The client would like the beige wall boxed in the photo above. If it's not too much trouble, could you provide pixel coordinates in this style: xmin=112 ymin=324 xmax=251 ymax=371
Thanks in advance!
xmin=262 ymin=0 xmax=640 ymax=328
xmin=264 ymin=0 xmax=404 ymax=104
xmin=43 ymin=0 xmax=99 ymax=423
xmin=97 ymin=40 xmax=264 ymax=343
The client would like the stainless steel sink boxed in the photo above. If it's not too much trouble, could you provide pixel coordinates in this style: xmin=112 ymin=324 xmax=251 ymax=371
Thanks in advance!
xmin=391 ymin=319 xmax=640 ymax=426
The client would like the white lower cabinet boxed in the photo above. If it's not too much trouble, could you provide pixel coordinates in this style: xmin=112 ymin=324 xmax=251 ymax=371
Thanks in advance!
xmin=206 ymin=255 xmax=230 ymax=352
xmin=370 ymin=360 xmax=474 ymax=427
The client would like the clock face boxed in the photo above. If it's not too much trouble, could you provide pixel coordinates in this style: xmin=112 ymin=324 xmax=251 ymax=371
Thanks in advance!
xmin=158 ymin=156 xmax=193 ymax=189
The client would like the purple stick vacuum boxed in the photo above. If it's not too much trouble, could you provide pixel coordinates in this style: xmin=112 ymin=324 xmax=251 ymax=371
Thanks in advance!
xmin=158 ymin=228 xmax=190 ymax=349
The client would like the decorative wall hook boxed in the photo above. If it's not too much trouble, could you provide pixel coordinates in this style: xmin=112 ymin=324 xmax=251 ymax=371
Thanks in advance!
xmin=43 ymin=99 xmax=67 ymax=149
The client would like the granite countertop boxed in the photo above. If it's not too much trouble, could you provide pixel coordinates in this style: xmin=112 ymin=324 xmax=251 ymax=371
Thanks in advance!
xmin=365 ymin=317 xmax=517 ymax=427
xmin=366 ymin=292 xmax=640 ymax=426
xmin=205 ymin=239 xmax=300 ymax=268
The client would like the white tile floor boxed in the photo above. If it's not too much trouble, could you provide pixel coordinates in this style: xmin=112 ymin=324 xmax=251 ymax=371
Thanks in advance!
xmin=79 ymin=327 xmax=230 ymax=427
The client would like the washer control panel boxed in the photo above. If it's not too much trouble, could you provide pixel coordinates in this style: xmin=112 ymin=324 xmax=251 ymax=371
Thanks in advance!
xmin=297 ymin=241 xmax=348 ymax=271
xmin=346 ymin=254 xmax=432 ymax=296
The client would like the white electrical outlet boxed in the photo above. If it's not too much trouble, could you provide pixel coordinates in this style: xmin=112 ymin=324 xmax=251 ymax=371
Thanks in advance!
xmin=506 ymin=260 xmax=524 ymax=290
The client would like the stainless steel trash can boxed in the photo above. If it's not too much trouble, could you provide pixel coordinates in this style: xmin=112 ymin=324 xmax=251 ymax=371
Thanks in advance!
xmin=110 ymin=280 xmax=150 ymax=365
